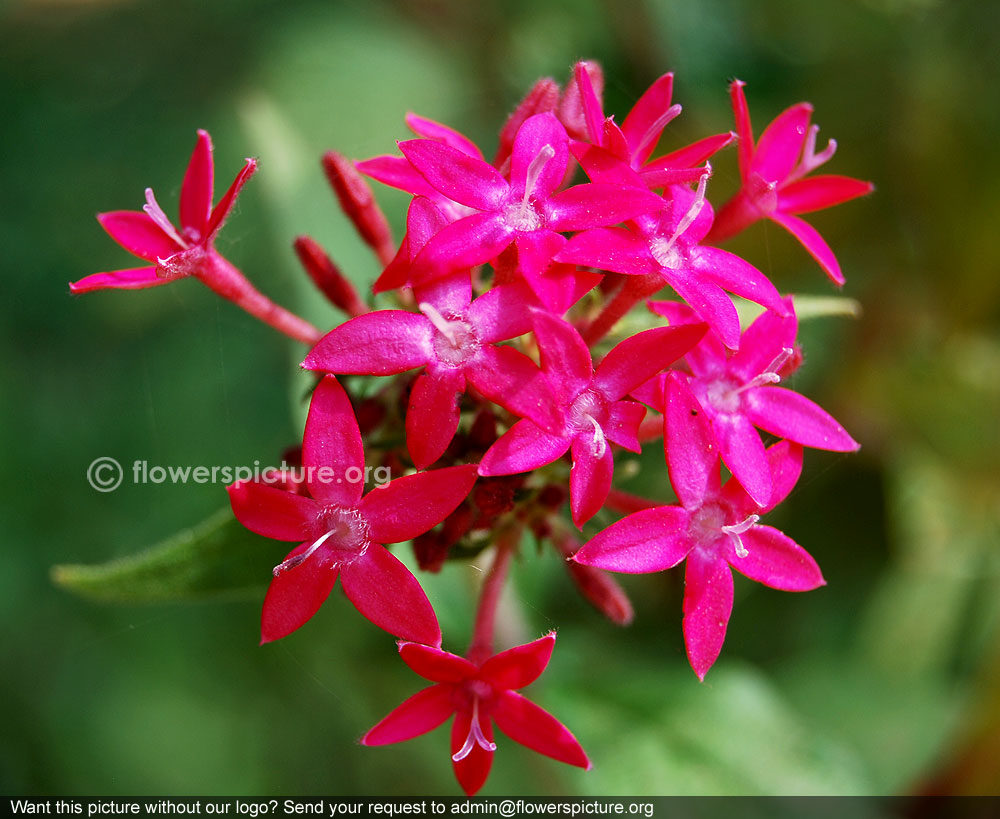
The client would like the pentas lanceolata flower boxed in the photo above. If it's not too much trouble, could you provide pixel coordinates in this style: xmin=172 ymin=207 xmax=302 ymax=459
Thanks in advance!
xmin=75 ymin=60 xmax=869 ymax=795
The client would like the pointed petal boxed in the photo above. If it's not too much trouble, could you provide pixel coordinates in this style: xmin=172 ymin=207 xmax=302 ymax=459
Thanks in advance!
xmin=467 ymin=281 xmax=535 ymax=342
xmin=729 ymin=80 xmax=754 ymax=181
xmin=713 ymin=412 xmax=772 ymax=508
xmin=514 ymin=230 xmax=566 ymax=284
xmin=468 ymin=346 xmax=557 ymax=427
xmin=302 ymin=376 xmax=366 ymax=505
xmin=340 ymin=544 xmax=441 ymax=646
xmin=573 ymin=506 xmax=691 ymax=573
xmin=727 ymin=298 xmax=798 ymax=383
xmin=260 ymin=544 xmax=339 ymax=644
xmin=480 ymin=632 xmax=555 ymax=689
xmin=360 ymin=464 xmax=478 ymax=545
xmin=621 ymin=72 xmax=674 ymax=165
xmin=664 ymin=266 xmax=743 ymax=350
xmin=227 ymin=480 xmax=318 ymax=541
xmin=523 ymin=264 xmax=603 ymax=315
xmin=510 ymin=113 xmax=570 ymax=199
xmin=547 ymin=184 xmax=664 ymax=231
xmin=398 ymin=139 xmax=507 ymax=211
xmin=569 ymin=435 xmax=614 ymax=527
xmin=302 ymin=311 xmax=432 ymax=375
xmin=664 ymin=371 xmax=721 ymax=508
xmin=180 ymin=129 xmax=213 ymax=234
xmin=478 ymin=419 xmax=569 ymax=476
xmin=451 ymin=711 xmax=493 ymax=796
xmin=356 ymin=155 xmax=441 ymax=199
xmin=647 ymin=300 xmax=728 ymax=378
xmin=752 ymin=102 xmax=813 ymax=183
xmin=779 ymin=175 xmax=874 ymax=215
xmin=594 ymin=323 xmax=707 ymax=400
xmin=683 ymin=551 xmax=734 ymax=680
xmin=770 ymin=211 xmax=844 ymax=285
xmin=690 ymin=247 xmax=785 ymax=315
xmin=406 ymin=372 xmax=463 ymax=469
xmin=206 ymin=158 xmax=257 ymax=239
xmin=414 ymin=272 xmax=472 ymax=320
xmin=399 ymin=643 xmax=476 ymax=682
xmin=362 ymin=683 xmax=455 ymax=745
xmin=531 ymin=308 xmax=593 ymax=399
xmin=724 ymin=439 xmax=803 ymax=516
xmin=492 ymin=690 xmax=590 ymax=768
xmin=746 ymin=387 xmax=859 ymax=452
xmin=652 ymin=131 xmax=736 ymax=171
xmin=555 ymin=226 xmax=657 ymax=277
xmin=69 ymin=266 xmax=167 ymax=293
xmin=97 ymin=211 xmax=182 ymax=263
xmin=411 ymin=213 xmax=513 ymax=281
xmin=405 ymin=113 xmax=484 ymax=159
xmin=731 ymin=524 xmax=825 ymax=591
xmin=604 ymin=400 xmax=646 ymax=452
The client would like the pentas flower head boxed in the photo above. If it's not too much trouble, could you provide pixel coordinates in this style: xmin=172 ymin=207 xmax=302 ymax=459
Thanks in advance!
xmin=557 ymin=173 xmax=786 ymax=350
xmin=71 ymin=129 xmax=256 ymax=293
xmin=227 ymin=375 xmax=477 ymax=645
xmin=569 ymin=62 xmax=735 ymax=189
xmin=479 ymin=308 xmax=706 ymax=527
xmin=362 ymin=633 xmax=590 ymax=796
xmin=574 ymin=372 xmax=825 ymax=680
xmin=395 ymin=112 xmax=664 ymax=304
xmin=707 ymin=80 xmax=874 ymax=285
xmin=303 ymin=272 xmax=544 ymax=469
xmin=634 ymin=299 xmax=859 ymax=507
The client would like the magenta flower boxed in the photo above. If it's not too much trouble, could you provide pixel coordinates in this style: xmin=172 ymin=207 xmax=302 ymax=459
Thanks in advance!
xmin=227 ymin=376 xmax=477 ymax=645
xmin=362 ymin=633 xmax=590 ymax=796
xmin=71 ymin=129 xmax=256 ymax=293
xmin=303 ymin=272 xmax=541 ymax=469
xmin=569 ymin=62 xmax=735 ymax=189
xmin=557 ymin=175 xmax=785 ymax=350
xmin=634 ymin=300 xmax=859 ymax=507
xmin=707 ymin=80 xmax=874 ymax=285
xmin=397 ymin=112 xmax=664 ymax=292
xmin=479 ymin=309 xmax=706 ymax=527
xmin=573 ymin=372 xmax=824 ymax=679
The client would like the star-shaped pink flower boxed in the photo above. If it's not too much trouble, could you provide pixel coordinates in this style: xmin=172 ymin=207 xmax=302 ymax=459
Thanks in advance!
xmin=633 ymin=299 xmax=859 ymax=507
xmin=71 ymin=129 xmax=256 ymax=293
xmin=707 ymin=80 xmax=874 ymax=285
xmin=362 ymin=633 xmax=590 ymax=796
xmin=227 ymin=376 xmax=477 ymax=646
xmin=479 ymin=309 xmax=706 ymax=527
xmin=573 ymin=372 xmax=825 ymax=680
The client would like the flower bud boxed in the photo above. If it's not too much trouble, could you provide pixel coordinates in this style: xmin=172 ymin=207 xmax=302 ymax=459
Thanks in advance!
xmin=293 ymin=236 xmax=368 ymax=317
xmin=321 ymin=150 xmax=395 ymax=265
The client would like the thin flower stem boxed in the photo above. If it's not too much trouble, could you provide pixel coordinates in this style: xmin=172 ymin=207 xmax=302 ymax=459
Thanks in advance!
xmin=582 ymin=275 xmax=662 ymax=345
xmin=197 ymin=251 xmax=323 ymax=346
xmin=467 ymin=524 xmax=520 ymax=665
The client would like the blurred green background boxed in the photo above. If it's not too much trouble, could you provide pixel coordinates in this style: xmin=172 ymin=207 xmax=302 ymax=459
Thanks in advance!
xmin=2 ymin=0 xmax=999 ymax=797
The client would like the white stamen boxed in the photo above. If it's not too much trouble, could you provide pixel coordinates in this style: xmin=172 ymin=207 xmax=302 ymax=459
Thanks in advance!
xmin=649 ymin=164 xmax=711 ymax=268
xmin=522 ymin=144 xmax=555 ymax=205
xmin=272 ymin=529 xmax=336 ymax=576
xmin=721 ymin=514 xmax=759 ymax=559
xmin=142 ymin=188 xmax=188 ymax=248
xmin=636 ymin=103 xmax=682 ymax=158
xmin=787 ymin=125 xmax=837 ymax=182
xmin=419 ymin=302 xmax=458 ymax=346
xmin=739 ymin=347 xmax=795 ymax=392
xmin=451 ymin=698 xmax=496 ymax=762
xmin=586 ymin=415 xmax=607 ymax=459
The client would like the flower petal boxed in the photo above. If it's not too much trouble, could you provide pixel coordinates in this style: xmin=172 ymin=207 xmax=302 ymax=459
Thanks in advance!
xmin=509 ymin=113 xmax=570 ymax=199
xmin=360 ymin=464 xmax=478 ymax=545
xmin=492 ymin=690 xmax=590 ymax=769
xmin=727 ymin=299 xmax=798 ymax=383
xmin=478 ymin=418 xmax=569 ymax=476
xmin=621 ymin=72 xmax=674 ymax=165
xmin=603 ymin=400 xmax=646 ymax=452
xmin=594 ymin=323 xmax=707 ymax=401
xmin=97 ymin=211 xmax=182 ymax=263
xmin=467 ymin=281 xmax=536 ymax=343
xmin=647 ymin=300 xmax=728 ymax=378
xmin=361 ymin=683 xmax=455 ymax=745
xmin=769 ymin=210 xmax=844 ymax=285
xmin=746 ymin=386 xmax=859 ymax=452
xmin=729 ymin=524 xmax=825 ymax=591
xmin=468 ymin=346 xmax=557 ymax=428
xmin=683 ymin=550 xmax=734 ymax=680
xmin=572 ymin=506 xmax=691 ymax=573
xmin=724 ymin=440 xmax=803 ymax=517
xmin=650 ymin=130 xmax=736 ymax=171
xmin=398 ymin=642 xmax=477 ymax=682
xmin=729 ymin=80 xmax=754 ymax=182
xmin=69 ymin=266 xmax=168 ymax=293
xmin=411 ymin=213 xmax=513 ymax=282
xmin=340 ymin=544 xmax=441 ymax=646
xmin=399 ymin=139 xmax=508 ymax=211
xmin=664 ymin=371 xmax=721 ymax=508
xmin=531 ymin=308 xmax=593 ymax=401
xmin=227 ymin=480 xmax=318 ymax=541
xmin=555 ymin=226 xmax=657 ymax=277
xmin=662 ymin=265 xmax=743 ymax=350
xmin=752 ymin=102 xmax=813 ymax=183
xmin=713 ymin=412 xmax=772 ymax=508
xmin=451 ymin=711 xmax=493 ymax=796
xmin=779 ymin=175 xmax=874 ymax=215
xmin=569 ymin=434 xmax=614 ymax=527
xmin=180 ymin=129 xmax=213 ymax=234
xmin=302 ymin=311 xmax=432 ymax=375
xmin=356 ymin=155 xmax=441 ymax=199
xmin=547 ymin=184 xmax=664 ymax=231
xmin=480 ymin=632 xmax=555 ymax=690
xmin=405 ymin=113 xmax=484 ymax=159
xmin=690 ymin=247 xmax=785 ymax=315
xmin=260 ymin=544 xmax=339 ymax=644
xmin=206 ymin=157 xmax=257 ymax=240
xmin=302 ymin=375 xmax=366 ymax=505
xmin=406 ymin=371 xmax=464 ymax=470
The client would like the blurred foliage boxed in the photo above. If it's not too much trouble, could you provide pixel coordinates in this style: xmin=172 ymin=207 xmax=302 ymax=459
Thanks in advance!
xmin=1 ymin=0 xmax=998 ymax=798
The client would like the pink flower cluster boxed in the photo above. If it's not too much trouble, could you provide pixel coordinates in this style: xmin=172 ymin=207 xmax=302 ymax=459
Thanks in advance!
xmin=74 ymin=62 xmax=871 ymax=795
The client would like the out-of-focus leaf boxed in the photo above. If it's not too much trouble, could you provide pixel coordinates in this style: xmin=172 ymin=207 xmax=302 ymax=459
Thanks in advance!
xmin=735 ymin=294 xmax=862 ymax=328
xmin=51 ymin=508 xmax=276 ymax=603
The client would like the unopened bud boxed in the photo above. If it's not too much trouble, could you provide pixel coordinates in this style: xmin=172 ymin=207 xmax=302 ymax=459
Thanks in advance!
xmin=558 ymin=61 xmax=604 ymax=142
xmin=293 ymin=236 xmax=368 ymax=317
xmin=555 ymin=530 xmax=634 ymax=626
xmin=321 ymin=151 xmax=395 ymax=265
xmin=495 ymin=78 xmax=560 ymax=166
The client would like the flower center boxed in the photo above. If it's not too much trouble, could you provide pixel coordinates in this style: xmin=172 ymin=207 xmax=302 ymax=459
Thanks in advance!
xmin=272 ymin=505 xmax=369 ymax=576
xmin=502 ymin=143 xmax=554 ymax=233
xmin=688 ymin=502 xmax=759 ymax=558
xmin=419 ymin=302 xmax=480 ymax=368
xmin=567 ymin=389 xmax=610 ymax=458
xmin=701 ymin=347 xmax=795 ymax=416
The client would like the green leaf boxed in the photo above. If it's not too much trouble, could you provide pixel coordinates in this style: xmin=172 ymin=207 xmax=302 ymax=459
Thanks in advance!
xmin=51 ymin=508 xmax=278 ymax=603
